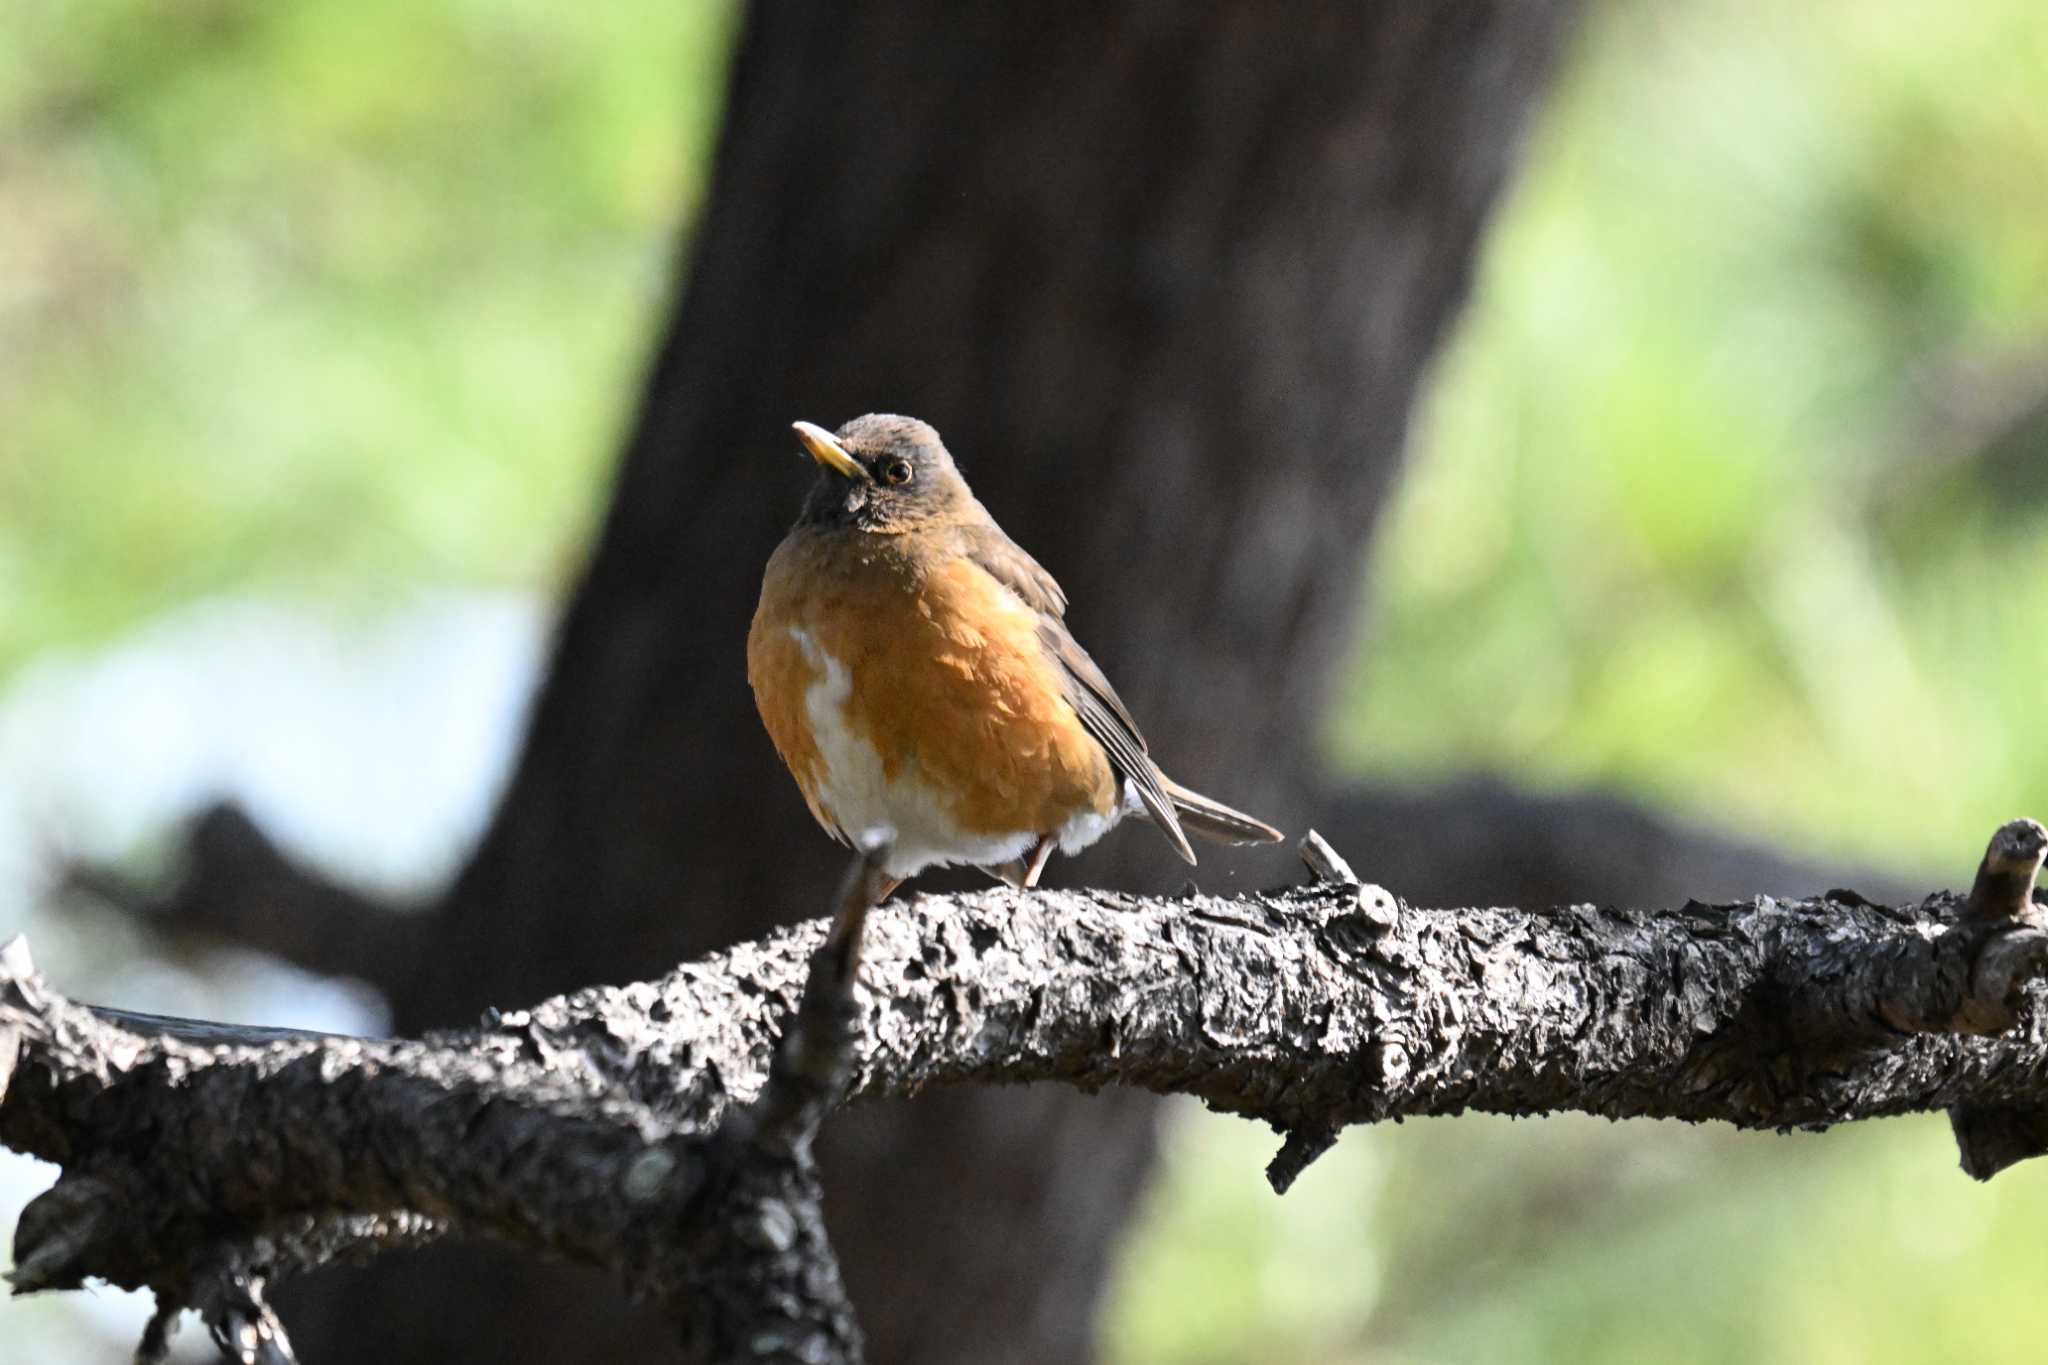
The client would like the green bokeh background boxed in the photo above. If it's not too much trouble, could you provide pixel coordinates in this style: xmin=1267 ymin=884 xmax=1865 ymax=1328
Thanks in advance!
xmin=6 ymin=0 xmax=2048 ymax=1360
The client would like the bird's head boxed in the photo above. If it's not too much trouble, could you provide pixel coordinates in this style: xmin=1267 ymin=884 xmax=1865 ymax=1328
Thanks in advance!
xmin=791 ymin=414 xmax=976 ymax=533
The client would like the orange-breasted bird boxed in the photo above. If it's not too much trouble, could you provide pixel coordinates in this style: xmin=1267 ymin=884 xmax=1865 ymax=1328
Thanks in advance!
xmin=748 ymin=414 xmax=1283 ymax=912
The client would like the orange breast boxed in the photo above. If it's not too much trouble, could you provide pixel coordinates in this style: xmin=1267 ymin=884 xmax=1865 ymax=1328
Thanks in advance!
xmin=747 ymin=530 xmax=1114 ymax=841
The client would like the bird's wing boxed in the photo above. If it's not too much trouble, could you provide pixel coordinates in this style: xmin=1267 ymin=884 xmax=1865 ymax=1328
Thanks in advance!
xmin=958 ymin=522 xmax=1068 ymax=617
xmin=960 ymin=527 xmax=1196 ymax=865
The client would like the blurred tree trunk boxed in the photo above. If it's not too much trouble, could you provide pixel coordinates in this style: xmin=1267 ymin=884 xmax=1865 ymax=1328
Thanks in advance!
xmin=282 ymin=3 xmax=1579 ymax=1362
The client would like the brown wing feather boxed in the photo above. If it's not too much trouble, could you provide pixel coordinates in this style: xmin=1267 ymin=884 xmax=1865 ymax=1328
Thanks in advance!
xmin=957 ymin=522 xmax=1068 ymax=616
xmin=960 ymin=524 xmax=1196 ymax=865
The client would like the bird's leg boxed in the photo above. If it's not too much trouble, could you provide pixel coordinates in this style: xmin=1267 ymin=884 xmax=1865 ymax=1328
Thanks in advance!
xmin=985 ymin=836 xmax=1055 ymax=889
xmin=985 ymin=860 xmax=1027 ymax=888
xmin=821 ymin=843 xmax=896 ymax=986
xmin=1020 ymin=835 xmax=1054 ymax=888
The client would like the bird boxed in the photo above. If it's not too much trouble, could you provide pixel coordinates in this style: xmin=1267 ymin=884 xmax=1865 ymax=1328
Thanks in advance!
xmin=747 ymin=413 xmax=1283 ymax=937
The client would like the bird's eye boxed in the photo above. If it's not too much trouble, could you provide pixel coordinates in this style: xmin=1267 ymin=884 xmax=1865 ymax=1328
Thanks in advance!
xmin=882 ymin=459 xmax=914 ymax=485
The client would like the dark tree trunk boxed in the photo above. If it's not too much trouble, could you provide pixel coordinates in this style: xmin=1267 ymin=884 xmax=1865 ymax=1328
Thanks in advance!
xmin=282 ymin=4 xmax=1580 ymax=1362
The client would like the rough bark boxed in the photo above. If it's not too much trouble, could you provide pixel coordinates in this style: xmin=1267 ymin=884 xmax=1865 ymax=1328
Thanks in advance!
xmin=8 ymin=823 xmax=2048 ymax=1364
xmin=230 ymin=4 xmax=1586 ymax=1363
xmin=3 ymin=883 xmax=881 ymax=1365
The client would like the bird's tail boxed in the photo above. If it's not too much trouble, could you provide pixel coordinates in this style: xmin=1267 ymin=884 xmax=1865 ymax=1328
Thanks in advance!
xmin=1159 ymin=775 xmax=1284 ymax=847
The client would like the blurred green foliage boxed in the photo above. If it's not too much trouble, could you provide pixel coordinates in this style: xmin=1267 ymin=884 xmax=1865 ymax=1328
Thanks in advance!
xmin=0 ymin=0 xmax=735 ymax=670
xmin=1114 ymin=1107 xmax=2048 ymax=1365
xmin=1339 ymin=0 xmax=2048 ymax=872
xmin=6 ymin=0 xmax=2048 ymax=1361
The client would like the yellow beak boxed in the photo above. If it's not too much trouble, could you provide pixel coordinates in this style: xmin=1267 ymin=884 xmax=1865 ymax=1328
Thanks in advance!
xmin=792 ymin=421 xmax=869 ymax=482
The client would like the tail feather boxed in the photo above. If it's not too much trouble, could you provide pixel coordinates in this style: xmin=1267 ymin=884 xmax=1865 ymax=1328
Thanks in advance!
xmin=1157 ymin=775 xmax=1285 ymax=847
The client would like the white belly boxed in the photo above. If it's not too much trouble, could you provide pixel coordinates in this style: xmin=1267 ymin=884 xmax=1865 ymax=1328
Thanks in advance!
xmin=790 ymin=626 xmax=1126 ymax=879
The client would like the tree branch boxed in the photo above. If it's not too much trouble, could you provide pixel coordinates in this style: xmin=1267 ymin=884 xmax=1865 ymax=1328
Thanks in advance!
xmin=7 ymin=822 xmax=2048 ymax=1361
xmin=671 ymin=850 xmax=881 ymax=1363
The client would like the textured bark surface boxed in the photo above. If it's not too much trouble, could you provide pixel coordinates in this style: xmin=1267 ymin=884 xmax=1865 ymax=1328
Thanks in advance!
xmin=244 ymin=4 xmax=1588 ymax=1363
xmin=9 ymin=827 xmax=2048 ymax=1362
